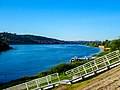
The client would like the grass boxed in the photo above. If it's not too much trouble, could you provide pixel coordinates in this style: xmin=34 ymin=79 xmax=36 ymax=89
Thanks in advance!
xmin=53 ymin=73 xmax=101 ymax=90
xmin=53 ymin=63 xmax=119 ymax=90
xmin=1 ymin=50 xmax=119 ymax=90
xmin=53 ymin=57 xmax=120 ymax=90
xmin=0 ymin=60 xmax=88 ymax=90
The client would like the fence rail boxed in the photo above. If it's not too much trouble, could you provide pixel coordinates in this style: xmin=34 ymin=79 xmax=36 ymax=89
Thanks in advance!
xmin=4 ymin=73 xmax=60 ymax=90
xmin=4 ymin=50 xmax=120 ymax=90
xmin=65 ymin=50 xmax=120 ymax=83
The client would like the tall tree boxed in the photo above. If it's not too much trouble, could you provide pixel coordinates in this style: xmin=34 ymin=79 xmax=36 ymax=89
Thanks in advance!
xmin=109 ymin=39 xmax=120 ymax=51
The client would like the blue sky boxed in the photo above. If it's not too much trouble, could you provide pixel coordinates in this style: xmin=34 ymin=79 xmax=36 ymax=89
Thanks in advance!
xmin=0 ymin=0 xmax=120 ymax=41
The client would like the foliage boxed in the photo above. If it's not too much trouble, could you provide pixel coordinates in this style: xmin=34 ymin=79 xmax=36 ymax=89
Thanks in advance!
xmin=0 ymin=32 xmax=98 ymax=44
xmin=93 ymin=50 xmax=111 ymax=57
xmin=88 ymin=38 xmax=120 ymax=57
xmin=87 ymin=41 xmax=102 ymax=47
xmin=1 ymin=38 xmax=120 ymax=89
xmin=0 ymin=40 xmax=12 ymax=52
xmin=109 ymin=39 xmax=120 ymax=51
xmin=103 ymin=40 xmax=111 ymax=48
xmin=47 ymin=60 xmax=89 ymax=74
xmin=0 ymin=60 xmax=88 ymax=89
xmin=87 ymin=40 xmax=111 ymax=47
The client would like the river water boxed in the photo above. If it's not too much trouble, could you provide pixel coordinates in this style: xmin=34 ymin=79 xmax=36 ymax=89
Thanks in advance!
xmin=0 ymin=44 xmax=102 ymax=82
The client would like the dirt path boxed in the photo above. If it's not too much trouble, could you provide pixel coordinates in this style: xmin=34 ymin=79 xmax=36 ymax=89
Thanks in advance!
xmin=77 ymin=65 xmax=120 ymax=90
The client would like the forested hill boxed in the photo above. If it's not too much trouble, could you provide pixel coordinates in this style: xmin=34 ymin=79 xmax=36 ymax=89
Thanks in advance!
xmin=0 ymin=40 xmax=12 ymax=52
xmin=0 ymin=32 xmax=64 ymax=44
xmin=0 ymin=32 xmax=95 ymax=45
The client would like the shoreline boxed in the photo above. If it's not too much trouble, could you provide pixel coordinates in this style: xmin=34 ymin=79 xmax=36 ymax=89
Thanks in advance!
xmin=0 ymin=44 xmax=102 ymax=89
xmin=0 ymin=44 xmax=101 ymax=81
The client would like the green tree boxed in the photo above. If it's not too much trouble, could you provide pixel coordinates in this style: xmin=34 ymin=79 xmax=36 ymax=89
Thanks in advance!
xmin=109 ymin=39 xmax=120 ymax=51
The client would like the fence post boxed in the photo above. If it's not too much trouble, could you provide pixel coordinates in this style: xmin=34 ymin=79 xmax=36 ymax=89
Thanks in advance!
xmin=116 ymin=50 xmax=120 ymax=61
xmin=94 ymin=60 xmax=98 ymax=70
xmin=49 ymin=75 xmax=52 ymax=84
xmin=46 ymin=76 xmax=50 ymax=85
xmin=17 ymin=85 xmax=21 ymax=90
xmin=57 ymin=73 xmax=60 ymax=83
xmin=25 ymin=83 xmax=29 ymax=90
xmin=105 ymin=55 xmax=110 ymax=65
xmin=77 ymin=67 xmax=82 ymax=78
xmin=72 ymin=69 xmax=76 ymax=76
xmin=35 ymin=80 xmax=39 ymax=88
xmin=101 ymin=56 xmax=109 ymax=69
xmin=38 ymin=78 xmax=41 ymax=88
xmin=89 ymin=62 xmax=94 ymax=72
xmin=82 ymin=65 xmax=87 ymax=74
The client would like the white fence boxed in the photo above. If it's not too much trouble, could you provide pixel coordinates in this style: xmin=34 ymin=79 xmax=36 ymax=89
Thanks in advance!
xmin=4 ymin=73 xmax=60 ymax=90
xmin=65 ymin=50 xmax=120 ymax=83
xmin=4 ymin=50 xmax=120 ymax=90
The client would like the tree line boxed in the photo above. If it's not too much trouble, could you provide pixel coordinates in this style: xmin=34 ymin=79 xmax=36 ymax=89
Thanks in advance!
xmin=0 ymin=40 xmax=12 ymax=52
xmin=87 ymin=39 xmax=120 ymax=51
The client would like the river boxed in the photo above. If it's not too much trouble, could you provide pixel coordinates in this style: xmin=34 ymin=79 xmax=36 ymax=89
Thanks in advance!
xmin=0 ymin=44 xmax=102 ymax=82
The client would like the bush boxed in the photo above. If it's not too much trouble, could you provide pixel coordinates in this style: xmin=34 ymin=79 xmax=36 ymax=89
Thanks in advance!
xmin=47 ymin=60 xmax=89 ymax=74
xmin=109 ymin=39 xmax=120 ymax=51
xmin=0 ymin=40 xmax=12 ymax=51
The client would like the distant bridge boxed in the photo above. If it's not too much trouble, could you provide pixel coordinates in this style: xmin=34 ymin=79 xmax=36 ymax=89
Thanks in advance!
xmin=4 ymin=50 xmax=120 ymax=90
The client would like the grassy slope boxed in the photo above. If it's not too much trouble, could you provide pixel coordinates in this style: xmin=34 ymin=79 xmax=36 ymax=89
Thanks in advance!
xmin=0 ymin=60 xmax=89 ymax=89
xmin=53 ymin=64 xmax=120 ymax=90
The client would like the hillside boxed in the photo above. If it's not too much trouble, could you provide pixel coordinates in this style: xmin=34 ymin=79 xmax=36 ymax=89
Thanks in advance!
xmin=0 ymin=32 xmax=95 ymax=45
xmin=54 ymin=64 xmax=120 ymax=90
xmin=87 ymin=39 xmax=120 ymax=51
xmin=77 ymin=65 xmax=120 ymax=90
xmin=87 ymin=40 xmax=111 ymax=48
xmin=0 ymin=32 xmax=64 ymax=44
xmin=0 ymin=40 xmax=12 ymax=52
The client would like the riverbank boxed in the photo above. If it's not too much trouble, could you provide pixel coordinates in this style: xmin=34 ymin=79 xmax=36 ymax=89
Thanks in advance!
xmin=0 ymin=44 xmax=101 ymax=82
xmin=53 ymin=60 xmax=120 ymax=90
xmin=0 ymin=44 xmax=101 ymax=89
xmin=0 ymin=60 xmax=89 ymax=89
xmin=2 ymin=49 xmax=120 ymax=90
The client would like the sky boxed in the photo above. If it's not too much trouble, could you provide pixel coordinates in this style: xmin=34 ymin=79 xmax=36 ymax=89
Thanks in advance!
xmin=0 ymin=0 xmax=120 ymax=41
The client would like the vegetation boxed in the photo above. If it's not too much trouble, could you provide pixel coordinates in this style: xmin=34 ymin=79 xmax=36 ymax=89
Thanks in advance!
xmin=87 ymin=41 xmax=102 ymax=47
xmin=0 ymin=40 xmax=12 ymax=52
xmin=88 ymin=38 xmax=120 ymax=57
xmin=93 ymin=50 xmax=111 ymax=57
xmin=87 ymin=40 xmax=111 ymax=48
xmin=109 ymin=39 xmax=120 ymax=51
xmin=0 ymin=32 xmax=120 ymax=89
xmin=0 ymin=60 xmax=89 ymax=89
xmin=53 ymin=57 xmax=120 ymax=90
xmin=0 ymin=32 xmax=96 ymax=45
xmin=87 ymin=38 xmax=120 ymax=50
xmin=53 ymin=74 xmax=100 ymax=90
